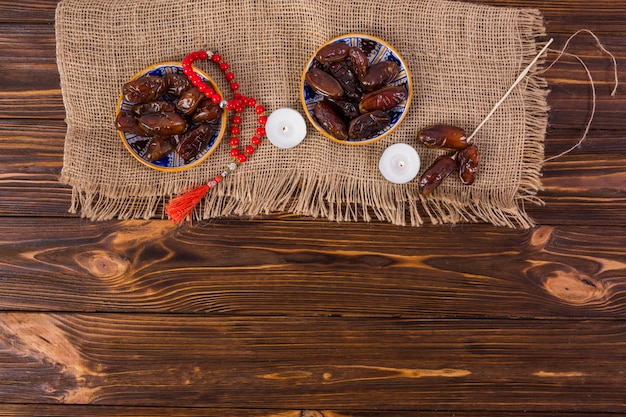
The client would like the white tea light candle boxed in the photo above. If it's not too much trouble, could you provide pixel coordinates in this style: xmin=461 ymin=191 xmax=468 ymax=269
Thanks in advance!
xmin=265 ymin=108 xmax=307 ymax=149
xmin=379 ymin=143 xmax=420 ymax=184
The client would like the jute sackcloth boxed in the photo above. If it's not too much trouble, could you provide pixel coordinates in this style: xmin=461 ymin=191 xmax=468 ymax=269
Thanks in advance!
xmin=56 ymin=0 xmax=549 ymax=227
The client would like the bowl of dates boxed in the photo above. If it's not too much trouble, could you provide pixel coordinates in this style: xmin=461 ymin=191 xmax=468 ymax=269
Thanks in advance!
xmin=300 ymin=34 xmax=412 ymax=145
xmin=115 ymin=62 xmax=227 ymax=172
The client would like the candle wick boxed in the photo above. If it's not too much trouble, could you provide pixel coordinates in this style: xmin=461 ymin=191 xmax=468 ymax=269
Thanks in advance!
xmin=282 ymin=126 xmax=289 ymax=132
xmin=398 ymin=161 xmax=405 ymax=168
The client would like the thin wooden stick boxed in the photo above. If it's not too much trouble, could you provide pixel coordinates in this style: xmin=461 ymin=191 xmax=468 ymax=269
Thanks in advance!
xmin=467 ymin=38 xmax=553 ymax=143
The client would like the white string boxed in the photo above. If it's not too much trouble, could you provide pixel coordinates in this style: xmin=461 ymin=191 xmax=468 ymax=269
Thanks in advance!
xmin=466 ymin=38 xmax=554 ymax=143
xmin=541 ymin=29 xmax=618 ymax=97
xmin=543 ymin=51 xmax=595 ymax=162
xmin=541 ymin=29 xmax=620 ymax=162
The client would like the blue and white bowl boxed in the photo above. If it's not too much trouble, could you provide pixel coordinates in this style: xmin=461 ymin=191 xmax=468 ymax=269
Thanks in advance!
xmin=300 ymin=34 xmax=412 ymax=145
xmin=116 ymin=62 xmax=227 ymax=172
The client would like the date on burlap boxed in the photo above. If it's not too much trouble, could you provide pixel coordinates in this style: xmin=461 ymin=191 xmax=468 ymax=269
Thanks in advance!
xmin=56 ymin=0 xmax=549 ymax=227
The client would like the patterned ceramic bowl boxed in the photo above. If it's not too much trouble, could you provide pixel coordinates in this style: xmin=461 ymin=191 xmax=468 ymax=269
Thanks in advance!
xmin=300 ymin=34 xmax=412 ymax=145
xmin=116 ymin=62 xmax=227 ymax=172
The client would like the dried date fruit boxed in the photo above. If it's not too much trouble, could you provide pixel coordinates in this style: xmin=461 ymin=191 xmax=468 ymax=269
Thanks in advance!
xmin=305 ymin=68 xmax=344 ymax=99
xmin=132 ymin=100 xmax=175 ymax=116
xmin=117 ymin=70 xmax=227 ymax=165
xmin=348 ymin=110 xmax=390 ymax=140
xmin=192 ymin=99 xmax=223 ymax=123
xmin=313 ymin=100 xmax=348 ymax=141
xmin=418 ymin=155 xmax=458 ymax=195
xmin=145 ymin=135 xmax=178 ymax=162
xmin=176 ymin=87 xmax=205 ymax=116
xmin=115 ymin=111 xmax=147 ymax=136
xmin=359 ymin=86 xmax=408 ymax=113
xmin=327 ymin=61 xmax=361 ymax=100
xmin=418 ymin=124 xmax=468 ymax=150
xmin=359 ymin=61 xmax=399 ymax=91
xmin=349 ymin=46 xmax=369 ymax=79
xmin=457 ymin=144 xmax=479 ymax=185
xmin=176 ymin=123 xmax=217 ymax=163
xmin=326 ymin=99 xmax=360 ymax=121
xmin=315 ymin=42 xmax=350 ymax=63
xmin=122 ymin=75 xmax=167 ymax=105
xmin=138 ymin=111 xmax=187 ymax=136
xmin=165 ymin=72 xmax=192 ymax=96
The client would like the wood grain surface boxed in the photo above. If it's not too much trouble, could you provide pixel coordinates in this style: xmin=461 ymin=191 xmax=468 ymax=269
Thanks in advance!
xmin=0 ymin=1 xmax=625 ymax=416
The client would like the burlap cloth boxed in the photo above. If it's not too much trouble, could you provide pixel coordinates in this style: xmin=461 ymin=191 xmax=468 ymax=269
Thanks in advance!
xmin=56 ymin=0 xmax=549 ymax=227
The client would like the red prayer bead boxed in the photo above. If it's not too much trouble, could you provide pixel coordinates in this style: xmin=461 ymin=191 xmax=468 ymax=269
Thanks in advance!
xmin=176 ymin=49 xmax=270 ymax=219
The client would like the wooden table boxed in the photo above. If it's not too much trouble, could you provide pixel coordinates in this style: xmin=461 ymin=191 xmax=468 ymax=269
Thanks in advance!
xmin=1 ymin=1 xmax=625 ymax=415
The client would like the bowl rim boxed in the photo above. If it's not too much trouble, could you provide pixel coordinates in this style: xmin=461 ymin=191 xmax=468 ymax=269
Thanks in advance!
xmin=300 ymin=33 xmax=413 ymax=146
xmin=116 ymin=61 xmax=228 ymax=172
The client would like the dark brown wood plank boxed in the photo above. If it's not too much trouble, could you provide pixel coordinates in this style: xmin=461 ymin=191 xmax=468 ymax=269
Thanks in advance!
xmin=529 ymin=200 xmax=626 ymax=226
xmin=544 ymin=129 xmax=626 ymax=156
xmin=478 ymin=0 xmax=626 ymax=33
xmin=0 ymin=119 xmax=69 ymax=216
xmin=0 ymin=406 xmax=612 ymax=417
xmin=0 ymin=1 xmax=57 ymax=24
xmin=1 ymin=313 xmax=625 ymax=412
xmin=2 ymin=0 xmax=626 ymax=31
xmin=0 ymin=407 xmax=297 ymax=417
xmin=1 ymin=218 xmax=625 ymax=318
xmin=0 ymin=24 xmax=57 ymax=64
xmin=0 ymin=25 xmax=59 ymax=114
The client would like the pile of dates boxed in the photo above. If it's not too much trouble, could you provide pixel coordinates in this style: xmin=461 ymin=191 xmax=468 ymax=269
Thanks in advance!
xmin=417 ymin=124 xmax=480 ymax=195
xmin=305 ymin=41 xmax=408 ymax=141
xmin=115 ymin=71 xmax=223 ymax=163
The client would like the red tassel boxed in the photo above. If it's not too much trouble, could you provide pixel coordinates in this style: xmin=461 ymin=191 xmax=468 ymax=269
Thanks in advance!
xmin=165 ymin=184 xmax=210 ymax=225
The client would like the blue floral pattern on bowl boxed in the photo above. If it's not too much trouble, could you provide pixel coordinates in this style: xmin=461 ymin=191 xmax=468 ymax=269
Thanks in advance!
xmin=300 ymin=34 xmax=412 ymax=145
xmin=117 ymin=62 xmax=226 ymax=172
